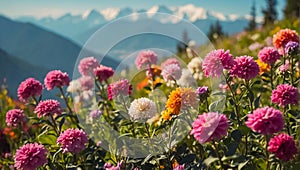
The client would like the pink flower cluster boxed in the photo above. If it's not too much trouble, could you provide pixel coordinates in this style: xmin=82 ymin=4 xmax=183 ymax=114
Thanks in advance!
xmin=190 ymin=112 xmax=229 ymax=144
xmin=79 ymin=76 xmax=94 ymax=91
xmin=230 ymin=56 xmax=259 ymax=80
xmin=104 ymin=162 xmax=122 ymax=170
xmin=107 ymin=79 xmax=132 ymax=100
xmin=246 ymin=107 xmax=284 ymax=134
xmin=135 ymin=50 xmax=158 ymax=69
xmin=44 ymin=70 xmax=70 ymax=90
xmin=93 ymin=65 xmax=114 ymax=82
xmin=271 ymin=84 xmax=298 ymax=107
xmin=258 ymin=47 xmax=281 ymax=64
xmin=34 ymin=99 xmax=62 ymax=118
xmin=173 ymin=164 xmax=185 ymax=170
xmin=6 ymin=109 xmax=26 ymax=127
xmin=78 ymin=56 xmax=100 ymax=76
xmin=57 ymin=128 xmax=88 ymax=154
xmin=14 ymin=143 xmax=47 ymax=170
xmin=161 ymin=58 xmax=180 ymax=69
xmin=161 ymin=64 xmax=182 ymax=82
xmin=17 ymin=78 xmax=43 ymax=102
xmin=268 ymin=133 xmax=297 ymax=161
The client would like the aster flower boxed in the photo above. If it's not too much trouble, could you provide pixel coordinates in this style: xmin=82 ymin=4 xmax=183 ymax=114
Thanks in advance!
xmin=268 ymin=133 xmax=298 ymax=161
xmin=17 ymin=78 xmax=43 ymax=102
xmin=230 ymin=56 xmax=259 ymax=80
xmin=135 ymin=50 xmax=158 ymax=70
xmin=104 ymin=162 xmax=122 ymax=170
xmin=161 ymin=64 xmax=182 ymax=86
xmin=161 ymin=58 xmax=180 ymax=69
xmin=128 ymin=97 xmax=157 ymax=121
xmin=90 ymin=110 xmax=103 ymax=120
xmin=44 ymin=70 xmax=70 ymax=90
xmin=6 ymin=109 xmax=26 ymax=127
xmin=271 ymin=84 xmax=298 ymax=107
xmin=107 ymin=79 xmax=132 ymax=100
xmin=34 ymin=99 xmax=62 ymax=118
xmin=258 ymin=47 xmax=281 ymax=64
xmin=78 ymin=56 xmax=100 ymax=76
xmin=57 ymin=128 xmax=88 ymax=153
xmin=93 ymin=65 xmax=114 ymax=82
xmin=173 ymin=164 xmax=185 ymax=170
xmin=79 ymin=76 xmax=94 ymax=91
xmin=245 ymin=107 xmax=284 ymax=135
xmin=187 ymin=57 xmax=203 ymax=80
xmin=190 ymin=112 xmax=229 ymax=144
xmin=14 ymin=143 xmax=47 ymax=170
xmin=284 ymin=41 xmax=299 ymax=55
xmin=273 ymin=28 xmax=299 ymax=49
xmin=196 ymin=86 xmax=208 ymax=95
xmin=279 ymin=62 xmax=290 ymax=73
xmin=177 ymin=68 xmax=197 ymax=87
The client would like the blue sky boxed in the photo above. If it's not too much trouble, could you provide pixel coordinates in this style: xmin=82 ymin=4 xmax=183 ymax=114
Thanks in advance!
xmin=0 ymin=0 xmax=286 ymax=19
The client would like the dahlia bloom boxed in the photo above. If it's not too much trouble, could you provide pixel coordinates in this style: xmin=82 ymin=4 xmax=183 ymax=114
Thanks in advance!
xmin=104 ymin=162 xmax=122 ymax=170
xmin=78 ymin=56 xmax=100 ymax=76
xmin=177 ymin=68 xmax=197 ymax=87
xmin=107 ymin=79 xmax=132 ymax=100
xmin=173 ymin=164 xmax=185 ymax=170
xmin=6 ymin=109 xmax=26 ymax=127
xmin=284 ymin=41 xmax=299 ymax=54
xmin=14 ymin=143 xmax=47 ymax=170
xmin=258 ymin=47 xmax=281 ymax=64
xmin=44 ymin=70 xmax=70 ymax=90
xmin=271 ymin=84 xmax=298 ymax=107
xmin=34 ymin=99 xmax=62 ymax=118
xmin=230 ymin=56 xmax=259 ymax=80
xmin=57 ymin=128 xmax=89 ymax=153
xmin=17 ymin=78 xmax=43 ymax=102
xmin=190 ymin=112 xmax=229 ymax=144
xmin=187 ymin=57 xmax=203 ymax=80
xmin=245 ymin=107 xmax=284 ymax=134
xmin=161 ymin=64 xmax=182 ymax=84
xmin=79 ymin=76 xmax=94 ymax=91
xmin=161 ymin=58 xmax=180 ymax=69
xmin=128 ymin=97 xmax=157 ymax=121
xmin=279 ymin=62 xmax=290 ymax=73
xmin=135 ymin=50 xmax=158 ymax=69
xmin=273 ymin=28 xmax=299 ymax=49
xmin=67 ymin=79 xmax=81 ymax=93
xmin=268 ymin=133 xmax=298 ymax=161
xmin=93 ymin=65 xmax=114 ymax=82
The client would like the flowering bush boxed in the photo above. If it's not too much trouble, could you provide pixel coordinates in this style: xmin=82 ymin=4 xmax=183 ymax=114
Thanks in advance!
xmin=0 ymin=27 xmax=299 ymax=170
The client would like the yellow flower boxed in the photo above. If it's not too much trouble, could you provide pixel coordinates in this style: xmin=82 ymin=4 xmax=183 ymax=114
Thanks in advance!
xmin=256 ymin=59 xmax=270 ymax=74
xmin=166 ymin=88 xmax=182 ymax=115
xmin=161 ymin=110 xmax=172 ymax=121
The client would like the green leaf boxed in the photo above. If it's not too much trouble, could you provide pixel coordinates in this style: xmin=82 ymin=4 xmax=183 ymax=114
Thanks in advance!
xmin=254 ymin=95 xmax=261 ymax=109
xmin=231 ymin=130 xmax=243 ymax=142
xmin=204 ymin=156 xmax=219 ymax=166
xmin=209 ymin=99 xmax=225 ymax=112
xmin=238 ymin=160 xmax=249 ymax=170
xmin=238 ymin=125 xmax=251 ymax=135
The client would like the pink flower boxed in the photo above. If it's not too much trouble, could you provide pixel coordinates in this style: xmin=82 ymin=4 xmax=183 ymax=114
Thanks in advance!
xmin=161 ymin=64 xmax=182 ymax=82
xmin=90 ymin=110 xmax=103 ymax=120
xmin=44 ymin=70 xmax=70 ymax=90
xmin=135 ymin=50 xmax=158 ymax=69
xmin=14 ymin=143 xmax=47 ymax=170
xmin=57 ymin=128 xmax=88 ymax=153
xmin=104 ymin=162 xmax=122 ymax=170
xmin=6 ymin=109 xmax=26 ymax=127
xmin=173 ymin=164 xmax=185 ymax=170
xmin=107 ymin=79 xmax=132 ymax=100
xmin=93 ymin=65 xmax=114 ymax=82
xmin=202 ymin=49 xmax=235 ymax=78
xmin=190 ymin=112 xmax=229 ymax=144
xmin=230 ymin=56 xmax=259 ymax=80
xmin=246 ymin=107 xmax=284 ymax=135
xmin=161 ymin=58 xmax=180 ymax=69
xmin=17 ymin=78 xmax=43 ymax=102
xmin=34 ymin=99 xmax=62 ymax=118
xmin=279 ymin=62 xmax=290 ymax=72
xmin=79 ymin=76 xmax=94 ymax=91
xmin=78 ymin=57 xmax=100 ymax=76
xmin=268 ymin=133 xmax=298 ymax=161
xmin=258 ymin=47 xmax=281 ymax=64
xmin=271 ymin=84 xmax=298 ymax=107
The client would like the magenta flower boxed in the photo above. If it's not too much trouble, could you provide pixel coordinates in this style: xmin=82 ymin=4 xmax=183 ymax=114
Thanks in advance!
xmin=78 ymin=56 xmax=100 ymax=76
xmin=271 ymin=84 xmax=298 ymax=107
xmin=173 ymin=164 xmax=185 ymax=170
xmin=279 ymin=62 xmax=290 ymax=73
xmin=107 ymin=79 xmax=132 ymax=100
xmin=196 ymin=86 xmax=208 ymax=95
xmin=268 ymin=133 xmax=298 ymax=161
xmin=14 ymin=143 xmax=47 ymax=170
xmin=284 ymin=41 xmax=299 ymax=54
xmin=135 ymin=50 xmax=158 ymax=69
xmin=104 ymin=162 xmax=122 ymax=170
xmin=190 ymin=112 xmax=229 ymax=144
xmin=6 ymin=109 xmax=26 ymax=127
xmin=161 ymin=64 xmax=182 ymax=82
xmin=17 ymin=78 xmax=43 ymax=102
xmin=161 ymin=58 xmax=180 ymax=69
xmin=246 ymin=107 xmax=284 ymax=135
xmin=34 ymin=99 xmax=62 ymax=118
xmin=230 ymin=56 xmax=259 ymax=80
xmin=44 ymin=70 xmax=70 ymax=90
xmin=57 ymin=128 xmax=88 ymax=154
xmin=258 ymin=47 xmax=281 ymax=64
xmin=93 ymin=65 xmax=114 ymax=82
xmin=90 ymin=110 xmax=103 ymax=120
xmin=79 ymin=76 xmax=94 ymax=91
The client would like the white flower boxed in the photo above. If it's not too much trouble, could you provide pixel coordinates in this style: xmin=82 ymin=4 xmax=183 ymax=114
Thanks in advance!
xmin=161 ymin=64 xmax=182 ymax=87
xmin=187 ymin=57 xmax=203 ymax=80
xmin=67 ymin=79 xmax=81 ymax=93
xmin=128 ymin=97 xmax=157 ymax=121
xmin=178 ymin=69 xmax=197 ymax=87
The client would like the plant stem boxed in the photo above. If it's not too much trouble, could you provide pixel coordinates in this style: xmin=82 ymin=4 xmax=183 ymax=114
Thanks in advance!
xmin=212 ymin=141 xmax=225 ymax=169
xmin=270 ymin=63 xmax=274 ymax=90
xmin=265 ymin=135 xmax=270 ymax=170
xmin=58 ymin=86 xmax=73 ymax=114
xmin=50 ymin=115 xmax=60 ymax=135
